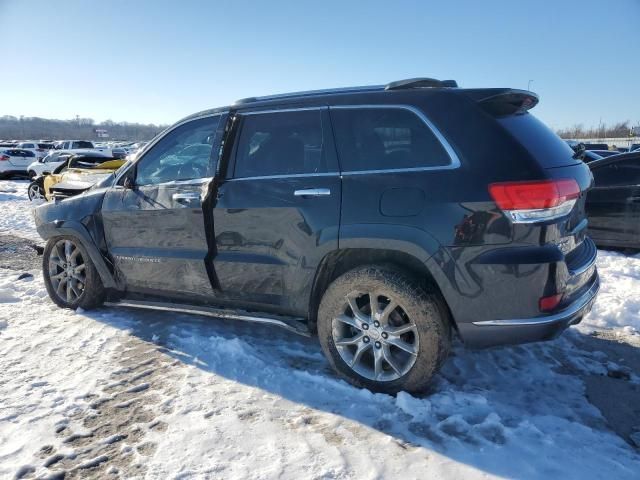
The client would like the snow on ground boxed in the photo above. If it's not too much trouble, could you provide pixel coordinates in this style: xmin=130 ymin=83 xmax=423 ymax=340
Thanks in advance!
xmin=1 ymin=179 xmax=639 ymax=479
xmin=0 ymin=180 xmax=41 ymax=242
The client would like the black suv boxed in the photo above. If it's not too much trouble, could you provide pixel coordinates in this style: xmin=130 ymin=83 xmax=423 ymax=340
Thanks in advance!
xmin=34 ymin=78 xmax=599 ymax=393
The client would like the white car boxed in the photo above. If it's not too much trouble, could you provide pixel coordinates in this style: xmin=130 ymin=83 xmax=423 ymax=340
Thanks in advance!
xmin=0 ymin=148 xmax=36 ymax=178
xmin=15 ymin=141 xmax=55 ymax=160
xmin=27 ymin=151 xmax=72 ymax=178
xmin=53 ymin=140 xmax=112 ymax=156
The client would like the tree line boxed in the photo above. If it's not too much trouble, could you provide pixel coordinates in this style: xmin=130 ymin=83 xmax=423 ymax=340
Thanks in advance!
xmin=556 ymin=121 xmax=636 ymax=139
xmin=0 ymin=116 xmax=168 ymax=142
xmin=2 ymin=114 xmax=636 ymax=142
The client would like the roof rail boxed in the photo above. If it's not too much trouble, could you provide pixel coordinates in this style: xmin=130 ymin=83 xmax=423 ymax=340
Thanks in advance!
xmin=234 ymin=85 xmax=384 ymax=105
xmin=384 ymin=77 xmax=458 ymax=90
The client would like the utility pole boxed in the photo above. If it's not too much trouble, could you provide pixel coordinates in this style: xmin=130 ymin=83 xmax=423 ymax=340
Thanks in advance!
xmin=527 ymin=79 xmax=534 ymax=91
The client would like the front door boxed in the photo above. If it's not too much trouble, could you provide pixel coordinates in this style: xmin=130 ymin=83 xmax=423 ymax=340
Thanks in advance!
xmin=101 ymin=115 xmax=222 ymax=298
xmin=211 ymin=107 xmax=341 ymax=316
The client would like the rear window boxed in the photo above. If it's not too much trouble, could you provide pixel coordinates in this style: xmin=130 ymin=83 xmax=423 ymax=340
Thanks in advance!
xmin=330 ymin=107 xmax=452 ymax=172
xmin=497 ymin=114 xmax=578 ymax=168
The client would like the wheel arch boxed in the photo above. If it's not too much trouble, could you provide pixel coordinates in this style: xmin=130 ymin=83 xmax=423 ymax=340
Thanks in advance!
xmin=308 ymin=247 xmax=457 ymax=333
xmin=39 ymin=221 xmax=118 ymax=289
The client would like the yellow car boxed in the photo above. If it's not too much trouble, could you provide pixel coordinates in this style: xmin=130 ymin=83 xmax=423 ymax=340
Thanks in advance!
xmin=41 ymin=155 xmax=125 ymax=201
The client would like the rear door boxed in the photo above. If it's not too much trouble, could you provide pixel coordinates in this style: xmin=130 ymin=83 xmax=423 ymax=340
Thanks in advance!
xmin=211 ymin=107 xmax=341 ymax=315
xmin=101 ymin=115 xmax=222 ymax=297
xmin=587 ymin=157 xmax=640 ymax=247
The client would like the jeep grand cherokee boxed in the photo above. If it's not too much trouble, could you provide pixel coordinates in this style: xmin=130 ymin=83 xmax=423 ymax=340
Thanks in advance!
xmin=34 ymin=78 xmax=599 ymax=393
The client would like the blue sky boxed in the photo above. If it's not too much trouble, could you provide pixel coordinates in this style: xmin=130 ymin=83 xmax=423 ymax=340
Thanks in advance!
xmin=1 ymin=0 xmax=638 ymax=130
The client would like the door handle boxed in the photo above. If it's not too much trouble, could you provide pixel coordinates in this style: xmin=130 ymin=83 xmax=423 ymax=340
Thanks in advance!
xmin=172 ymin=192 xmax=201 ymax=204
xmin=294 ymin=188 xmax=331 ymax=197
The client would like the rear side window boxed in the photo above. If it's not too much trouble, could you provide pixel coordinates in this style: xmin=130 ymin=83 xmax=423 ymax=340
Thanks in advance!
xmin=331 ymin=107 xmax=452 ymax=172
xmin=498 ymin=114 xmax=578 ymax=168
xmin=234 ymin=110 xmax=326 ymax=178
xmin=592 ymin=158 xmax=640 ymax=187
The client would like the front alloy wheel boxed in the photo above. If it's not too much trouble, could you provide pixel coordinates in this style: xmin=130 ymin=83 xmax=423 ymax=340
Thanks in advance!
xmin=28 ymin=182 xmax=45 ymax=201
xmin=48 ymin=239 xmax=86 ymax=304
xmin=43 ymin=236 xmax=105 ymax=309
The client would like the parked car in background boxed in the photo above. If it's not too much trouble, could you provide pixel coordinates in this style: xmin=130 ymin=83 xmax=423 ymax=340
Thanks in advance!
xmin=584 ymin=143 xmax=609 ymax=151
xmin=0 ymin=148 xmax=36 ymax=178
xmin=583 ymin=151 xmax=603 ymax=163
xmin=590 ymin=150 xmax=620 ymax=158
xmin=0 ymin=142 xmax=17 ymax=149
xmin=42 ymin=153 xmax=124 ymax=200
xmin=53 ymin=140 xmax=112 ymax=156
xmin=585 ymin=151 xmax=640 ymax=249
xmin=16 ymin=141 xmax=55 ymax=160
xmin=27 ymin=151 xmax=73 ymax=178
xmin=34 ymin=78 xmax=599 ymax=393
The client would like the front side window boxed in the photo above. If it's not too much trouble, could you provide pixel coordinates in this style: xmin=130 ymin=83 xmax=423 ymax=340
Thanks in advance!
xmin=331 ymin=107 xmax=452 ymax=172
xmin=234 ymin=109 xmax=326 ymax=178
xmin=134 ymin=116 xmax=220 ymax=186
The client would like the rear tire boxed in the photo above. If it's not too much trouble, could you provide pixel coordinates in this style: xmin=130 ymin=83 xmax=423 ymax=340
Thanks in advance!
xmin=317 ymin=266 xmax=451 ymax=394
xmin=43 ymin=236 xmax=105 ymax=310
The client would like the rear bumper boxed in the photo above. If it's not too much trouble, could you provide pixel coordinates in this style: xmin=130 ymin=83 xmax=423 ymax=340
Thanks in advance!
xmin=457 ymin=273 xmax=599 ymax=348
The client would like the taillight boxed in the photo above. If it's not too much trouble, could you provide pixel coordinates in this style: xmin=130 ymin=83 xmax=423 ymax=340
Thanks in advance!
xmin=489 ymin=178 xmax=580 ymax=223
xmin=0 ymin=155 xmax=9 ymax=161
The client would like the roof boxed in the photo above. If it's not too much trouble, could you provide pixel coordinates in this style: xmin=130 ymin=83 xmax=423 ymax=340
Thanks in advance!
xmin=176 ymin=78 xmax=536 ymax=126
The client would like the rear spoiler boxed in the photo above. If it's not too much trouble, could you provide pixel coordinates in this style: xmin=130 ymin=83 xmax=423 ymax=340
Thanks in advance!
xmin=464 ymin=88 xmax=539 ymax=116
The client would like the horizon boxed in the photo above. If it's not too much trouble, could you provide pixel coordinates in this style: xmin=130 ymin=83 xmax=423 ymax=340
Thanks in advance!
xmin=1 ymin=0 xmax=638 ymax=130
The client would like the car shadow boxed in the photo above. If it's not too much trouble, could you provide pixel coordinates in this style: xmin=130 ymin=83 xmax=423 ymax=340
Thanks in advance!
xmin=81 ymin=305 xmax=640 ymax=479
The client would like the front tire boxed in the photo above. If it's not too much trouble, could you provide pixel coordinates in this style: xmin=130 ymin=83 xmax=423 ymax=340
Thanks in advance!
xmin=43 ymin=236 xmax=105 ymax=309
xmin=317 ymin=266 xmax=451 ymax=394
xmin=28 ymin=181 xmax=45 ymax=201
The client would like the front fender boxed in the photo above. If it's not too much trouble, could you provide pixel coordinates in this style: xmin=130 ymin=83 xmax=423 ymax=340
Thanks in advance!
xmin=34 ymin=189 xmax=118 ymax=289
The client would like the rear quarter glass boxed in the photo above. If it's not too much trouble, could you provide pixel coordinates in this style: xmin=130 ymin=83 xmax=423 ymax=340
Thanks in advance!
xmin=497 ymin=113 xmax=581 ymax=169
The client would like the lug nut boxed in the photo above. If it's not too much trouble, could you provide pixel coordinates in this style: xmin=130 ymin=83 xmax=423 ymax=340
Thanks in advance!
xmin=363 ymin=336 xmax=370 ymax=343
xmin=381 ymin=332 xmax=388 ymax=339
xmin=375 ymin=341 xmax=382 ymax=349
xmin=362 ymin=323 xmax=369 ymax=330
xmin=373 ymin=321 xmax=380 ymax=328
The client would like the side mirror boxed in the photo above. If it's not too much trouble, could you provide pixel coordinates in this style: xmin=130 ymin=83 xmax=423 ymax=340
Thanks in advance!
xmin=39 ymin=158 xmax=45 ymax=163
xmin=123 ymin=175 xmax=135 ymax=190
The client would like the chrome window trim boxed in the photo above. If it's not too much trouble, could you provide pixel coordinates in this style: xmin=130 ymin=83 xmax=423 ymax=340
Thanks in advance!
xmin=239 ymin=106 xmax=327 ymax=115
xmin=228 ymin=172 xmax=339 ymax=182
xmin=114 ymin=112 xmax=226 ymax=185
xmin=330 ymin=104 xmax=461 ymax=172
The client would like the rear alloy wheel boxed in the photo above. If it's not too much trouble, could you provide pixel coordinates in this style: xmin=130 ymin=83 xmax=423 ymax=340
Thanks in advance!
xmin=318 ymin=266 xmax=451 ymax=394
xmin=43 ymin=237 xmax=104 ymax=309
xmin=28 ymin=182 xmax=45 ymax=201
